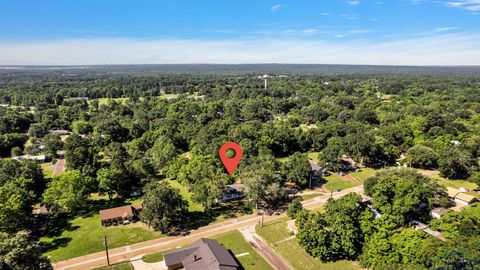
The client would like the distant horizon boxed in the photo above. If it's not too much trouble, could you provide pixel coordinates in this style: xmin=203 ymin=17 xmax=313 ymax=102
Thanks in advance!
xmin=1 ymin=1 xmax=480 ymax=65
xmin=1 ymin=63 xmax=480 ymax=68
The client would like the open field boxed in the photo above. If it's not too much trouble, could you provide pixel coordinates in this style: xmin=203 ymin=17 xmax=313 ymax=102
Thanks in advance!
xmin=141 ymin=230 xmax=272 ymax=270
xmin=256 ymin=217 xmax=362 ymax=270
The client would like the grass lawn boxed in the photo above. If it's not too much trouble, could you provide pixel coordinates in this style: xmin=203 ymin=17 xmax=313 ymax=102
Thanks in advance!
xmin=428 ymin=172 xmax=479 ymax=198
xmin=307 ymin=152 xmax=320 ymax=163
xmin=142 ymin=251 xmax=166 ymax=263
xmin=41 ymin=214 xmax=164 ymax=262
xmin=323 ymin=173 xmax=355 ymax=191
xmin=158 ymin=93 xmax=179 ymax=100
xmin=278 ymin=151 xmax=320 ymax=164
xmin=213 ymin=230 xmax=273 ymax=270
xmin=40 ymin=162 xmax=54 ymax=178
xmin=256 ymin=217 xmax=362 ymax=270
xmin=350 ymin=167 xmax=378 ymax=183
xmin=166 ymin=179 xmax=204 ymax=212
xmin=95 ymin=97 xmax=131 ymax=105
xmin=92 ymin=262 xmax=134 ymax=270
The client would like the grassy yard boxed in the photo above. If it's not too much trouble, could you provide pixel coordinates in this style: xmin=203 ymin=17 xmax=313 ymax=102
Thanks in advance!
xmin=323 ymin=173 xmax=355 ymax=191
xmin=141 ymin=230 xmax=272 ymax=270
xmin=95 ymin=97 xmax=131 ymax=105
xmin=256 ymin=217 xmax=362 ymax=270
xmin=428 ymin=172 xmax=479 ymax=198
xmin=350 ymin=167 xmax=378 ymax=183
xmin=40 ymin=162 xmax=54 ymax=178
xmin=278 ymin=151 xmax=320 ymax=164
xmin=307 ymin=152 xmax=320 ymax=163
xmin=166 ymin=179 xmax=204 ymax=212
xmin=92 ymin=262 xmax=134 ymax=270
xmin=41 ymin=214 xmax=163 ymax=262
xmin=213 ymin=230 xmax=273 ymax=270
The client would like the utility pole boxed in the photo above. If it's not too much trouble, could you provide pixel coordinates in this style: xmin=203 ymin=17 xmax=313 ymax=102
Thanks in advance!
xmin=261 ymin=210 xmax=265 ymax=227
xmin=309 ymin=174 xmax=312 ymax=190
xmin=104 ymin=236 xmax=110 ymax=266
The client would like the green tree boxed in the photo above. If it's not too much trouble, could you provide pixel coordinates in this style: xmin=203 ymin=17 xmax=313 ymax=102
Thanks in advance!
xmin=287 ymin=197 xmax=303 ymax=219
xmin=43 ymin=134 xmax=63 ymax=157
xmin=438 ymin=147 xmax=476 ymax=179
xmin=297 ymin=193 xmax=371 ymax=262
xmin=364 ymin=168 xmax=448 ymax=225
xmin=283 ymin=152 xmax=311 ymax=188
xmin=43 ymin=170 xmax=92 ymax=214
xmin=0 ymin=232 xmax=52 ymax=270
xmin=140 ymin=181 xmax=187 ymax=233
xmin=10 ymin=147 xmax=22 ymax=157
xmin=318 ymin=137 xmax=344 ymax=172
xmin=71 ymin=120 xmax=92 ymax=134
xmin=64 ymin=134 xmax=98 ymax=175
xmin=0 ymin=178 xmax=35 ymax=233
xmin=191 ymin=171 xmax=230 ymax=209
xmin=405 ymin=145 xmax=439 ymax=169
xmin=97 ymin=168 xmax=123 ymax=200
xmin=148 ymin=136 xmax=178 ymax=171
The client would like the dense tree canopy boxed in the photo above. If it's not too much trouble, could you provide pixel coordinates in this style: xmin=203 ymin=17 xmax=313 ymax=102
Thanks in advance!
xmin=364 ymin=168 xmax=448 ymax=225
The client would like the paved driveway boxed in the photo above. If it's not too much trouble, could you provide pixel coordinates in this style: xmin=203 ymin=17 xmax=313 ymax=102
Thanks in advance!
xmin=130 ymin=255 xmax=166 ymax=270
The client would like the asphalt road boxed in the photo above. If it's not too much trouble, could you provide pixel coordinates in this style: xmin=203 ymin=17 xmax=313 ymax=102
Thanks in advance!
xmin=53 ymin=185 xmax=364 ymax=270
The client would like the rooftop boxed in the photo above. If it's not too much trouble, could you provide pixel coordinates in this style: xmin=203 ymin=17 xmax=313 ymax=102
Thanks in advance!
xmin=99 ymin=205 xmax=134 ymax=221
xmin=164 ymin=238 xmax=239 ymax=270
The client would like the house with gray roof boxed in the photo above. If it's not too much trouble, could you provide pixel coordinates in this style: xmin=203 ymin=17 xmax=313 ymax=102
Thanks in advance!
xmin=164 ymin=238 xmax=239 ymax=270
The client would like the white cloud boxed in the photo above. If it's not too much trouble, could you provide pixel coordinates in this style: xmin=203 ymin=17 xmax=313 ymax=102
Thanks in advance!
xmin=346 ymin=0 xmax=361 ymax=5
xmin=270 ymin=4 xmax=283 ymax=11
xmin=447 ymin=0 xmax=480 ymax=10
xmin=434 ymin=27 xmax=458 ymax=32
xmin=0 ymin=33 xmax=479 ymax=65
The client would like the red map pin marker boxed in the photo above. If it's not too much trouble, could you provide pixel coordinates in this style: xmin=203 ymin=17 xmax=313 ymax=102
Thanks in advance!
xmin=219 ymin=142 xmax=243 ymax=175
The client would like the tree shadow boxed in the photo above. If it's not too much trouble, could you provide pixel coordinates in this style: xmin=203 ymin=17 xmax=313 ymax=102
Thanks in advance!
xmin=42 ymin=214 xmax=80 ymax=238
xmin=40 ymin=237 xmax=72 ymax=253
xmin=228 ymin=249 xmax=246 ymax=270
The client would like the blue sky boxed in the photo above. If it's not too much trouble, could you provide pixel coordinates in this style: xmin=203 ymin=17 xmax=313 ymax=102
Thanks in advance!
xmin=0 ymin=0 xmax=479 ymax=65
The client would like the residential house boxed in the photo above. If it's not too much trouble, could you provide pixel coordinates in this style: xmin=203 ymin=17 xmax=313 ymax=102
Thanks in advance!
xmin=99 ymin=202 xmax=143 ymax=226
xmin=309 ymin=160 xmax=325 ymax=176
xmin=164 ymin=238 xmax=239 ymax=270
xmin=218 ymin=184 xmax=244 ymax=202
xmin=12 ymin=155 xmax=47 ymax=163
xmin=447 ymin=187 xmax=477 ymax=206
xmin=50 ymin=130 xmax=71 ymax=136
